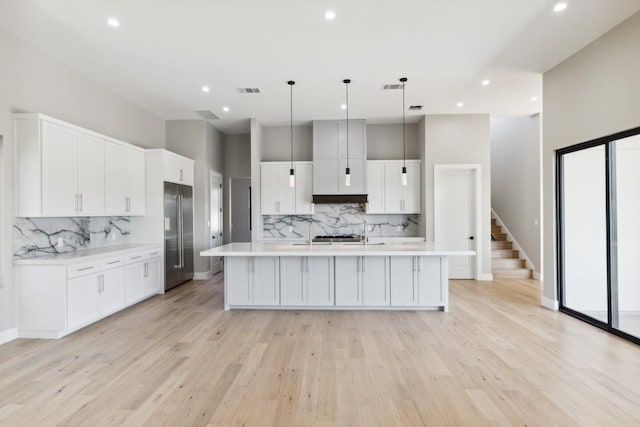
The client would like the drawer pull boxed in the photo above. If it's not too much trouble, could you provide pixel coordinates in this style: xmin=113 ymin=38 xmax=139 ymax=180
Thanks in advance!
xmin=131 ymin=256 xmax=142 ymax=260
xmin=107 ymin=260 xmax=120 ymax=265
xmin=148 ymin=252 xmax=159 ymax=256
xmin=77 ymin=266 xmax=95 ymax=272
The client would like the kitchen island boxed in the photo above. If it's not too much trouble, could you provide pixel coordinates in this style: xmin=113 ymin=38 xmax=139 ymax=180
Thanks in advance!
xmin=200 ymin=242 xmax=474 ymax=311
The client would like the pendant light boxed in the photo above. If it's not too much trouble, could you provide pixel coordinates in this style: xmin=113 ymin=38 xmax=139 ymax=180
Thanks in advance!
xmin=400 ymin=77 xmax=408 ymax=186
xmin=343 ymin=79 xmax=351 ymax=187
xmin=288 ymin=80 xmax=295 ymax=187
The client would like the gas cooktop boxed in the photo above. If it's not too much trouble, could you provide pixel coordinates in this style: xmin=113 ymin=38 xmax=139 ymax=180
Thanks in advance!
xmin=312 ymin=235 xmax=362 ymax=243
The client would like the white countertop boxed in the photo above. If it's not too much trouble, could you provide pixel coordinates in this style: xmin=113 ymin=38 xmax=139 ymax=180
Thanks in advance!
xmin=14 ymin=243 xmax=161 ymax=265
xmin=201 ymin=242 xmax=474 ymax=257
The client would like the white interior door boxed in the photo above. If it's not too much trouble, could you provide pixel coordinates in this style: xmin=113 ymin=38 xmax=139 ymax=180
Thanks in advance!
xmin=210 ymin=171 xmax=223 ymax=275
xmin=434 ymin=165 xmax=478 ymax=279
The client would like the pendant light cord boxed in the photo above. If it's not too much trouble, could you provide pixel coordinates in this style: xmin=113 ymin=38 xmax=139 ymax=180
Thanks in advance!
xmin=345 ymin=80 xmax=349 ymax=169
xmin=402 ymin=78 xmax=406 ymax=169
xmin=290 ymin=82 xmax=294 ymax=168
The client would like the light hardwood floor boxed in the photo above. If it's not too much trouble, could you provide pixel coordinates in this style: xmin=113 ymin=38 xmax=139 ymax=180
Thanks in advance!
xmin=1 ymin=276 xmax=639 ymax=426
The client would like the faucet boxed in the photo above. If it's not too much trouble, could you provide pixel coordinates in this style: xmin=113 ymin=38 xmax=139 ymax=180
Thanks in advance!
xmin=363 ymin=219 xmax=368 ymax=245
xmin=308 ymin=220 xmax=312 ymax=246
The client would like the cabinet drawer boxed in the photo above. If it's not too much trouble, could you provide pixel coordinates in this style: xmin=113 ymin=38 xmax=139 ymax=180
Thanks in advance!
xmin=145 ymin=249 xmax=161 ymax=259
xmin=67 ymin=262 xmax=100 ymax=279
xmin=125 ymin=252 xmax=146 ymax=264
xmin=99 ymin=256 xmax=124 ymax=270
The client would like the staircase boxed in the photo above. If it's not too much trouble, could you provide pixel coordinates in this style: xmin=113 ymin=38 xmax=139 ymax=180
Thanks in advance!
xmin=491 ymin=218 xmax=532 ymax=279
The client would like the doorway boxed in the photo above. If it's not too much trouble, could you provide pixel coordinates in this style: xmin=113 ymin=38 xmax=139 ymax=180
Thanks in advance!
xmin=209 ymin=171 xmax=223 ymax=275
xmin=434 ymin=164 xmax=481 ymax=279
xmin=230 ymin=177 xmax=252 ymax=242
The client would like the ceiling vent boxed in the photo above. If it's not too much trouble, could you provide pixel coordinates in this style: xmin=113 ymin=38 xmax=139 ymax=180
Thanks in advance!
xmin=409 ymin=105 xmax=423 ymax=111
xmin=237 ymin=88 xmax=261 ymax=94
xmin=195 ymin=110 xmax=220 ymax=120
xmin=383 ymin=84 xmax=404 ymax=90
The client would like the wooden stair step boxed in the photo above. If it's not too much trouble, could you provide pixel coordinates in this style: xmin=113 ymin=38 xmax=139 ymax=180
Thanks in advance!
xmin=491 ymin=241 xmax=513 ymax=250
xmin=491 ymin=225 xmax=502 ymax=234
xmin=493 ymin=269 xmax=532 ymax=279
xmin=491 ymin=249 xmax=519 ymax=259
xmin=492 ymin=258 xmax=526 ymax=269
xmin=491 ymin=218 xmax=497 ymax=226
xmin=492 ymin=233 xmax=507 ymax=241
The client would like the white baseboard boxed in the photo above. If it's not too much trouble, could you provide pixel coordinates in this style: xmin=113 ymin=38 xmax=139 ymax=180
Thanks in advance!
xmin=533 ymin=271 xmax=543 ymax=280
xmin=477 ymin=273 xmax=493 ymax=281
xmin=0 ymin=328 xmax=18 ymax=345
xmin=491 ymin=209 xmax=537 ymax=273
xmin=541 ymin=296 xmax=559 ymax=311
xmin=194 ymin=271 xmax=213 ymax=280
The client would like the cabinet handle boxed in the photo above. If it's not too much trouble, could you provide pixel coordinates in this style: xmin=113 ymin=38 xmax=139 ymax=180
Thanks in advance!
xmin=75 ymin=194 xmax=79 ymax=212
xmin=357 ymin=256 xmax=361 ymax=272
xmin=276 ymin=201 xmax=280 ymax=213
xmin=180 ymin=169 xmax=183 ymax=182
xmin=131 ymin=256 xmax=142 ymax=260
xmin=79 ymin=194 xmax=83 ymax=212
xmin=418 ymin=257 xmax=422 ymax=272
xmin=77 ymin=266 xmax=94 ymax=272
xmin=362 ymin=256 xmax=366 ymax=272
xmin=107 ymin=260 xmax=120 ymax=265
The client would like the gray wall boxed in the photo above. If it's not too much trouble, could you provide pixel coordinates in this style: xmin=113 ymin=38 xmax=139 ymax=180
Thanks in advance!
xmin=262 ymin=125 xmax=312 ymax=161
xmin=367 ymin=123 xmax=419 ymax=160
xmin=424 ymin=115 xmax=492 ymax=279
xmin=491 ymin=115 xmax=541 ymax=273
xmin=542 ymin=11 xmax=640 ymax=307
xmin=0 ymin=29 xmax=165 ymax=335
xmin=223 ymin=134 xmax=251 ymax=243
xmin=166 ymin=120 xmax=225 ymax=276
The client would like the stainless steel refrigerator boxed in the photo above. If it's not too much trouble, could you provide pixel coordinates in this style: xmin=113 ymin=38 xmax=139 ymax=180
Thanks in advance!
xmin=164 ymin=182 xmax=194 ymax=291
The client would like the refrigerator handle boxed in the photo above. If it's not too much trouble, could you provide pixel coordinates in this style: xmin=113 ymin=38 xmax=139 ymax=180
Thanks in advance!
xmin=176 ymin=193 xmax=182 ymax=268
xmin=180 ymin=194 xmax=185 ymax=268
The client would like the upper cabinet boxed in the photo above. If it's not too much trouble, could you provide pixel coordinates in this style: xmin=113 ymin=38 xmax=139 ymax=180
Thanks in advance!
xmin=367 ymin=160 xmax=421 ymax=214
xmin=312 ymin=120 xmax=366 ymax=194
xmin=15 ymin=113 xmax=145 ymax=217
xmin=163 ymin=152 xmax=194 ymax=186
xmin=260 ymin=161 xmax=313 ymax=215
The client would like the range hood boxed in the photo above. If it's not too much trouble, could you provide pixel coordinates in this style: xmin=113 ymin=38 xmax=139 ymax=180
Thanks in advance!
xmin=312 ymin=194 xmax=368 ymax=204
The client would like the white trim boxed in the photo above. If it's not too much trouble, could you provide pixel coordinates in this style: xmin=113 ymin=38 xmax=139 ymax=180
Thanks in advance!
xmin=0 ymin=328 xmax=18 ymax=345
xmin=477 ymin=273 xmax=493 ymax=281
xmin=434 ymin=164 xmax=483 ymax=280
xmin=541 ymin=295 xmax=559 ymax=311
xmin=491 ymin=208 xmax=537 ymax=273
xmin=194 ymin=271 xmax=213 ymax=280
xmin=533 ymin=271 xmax=542 ymax=280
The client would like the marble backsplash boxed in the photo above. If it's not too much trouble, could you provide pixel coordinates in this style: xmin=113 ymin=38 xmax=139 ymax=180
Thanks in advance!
xmin=13 ymin=217 xmax=130 ymax=258
xmin=263 ymin=204 xmax=419 ymax=239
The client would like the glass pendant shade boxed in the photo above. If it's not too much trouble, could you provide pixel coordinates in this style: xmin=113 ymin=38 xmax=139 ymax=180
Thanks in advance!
xmin=345 ymin=167 xmax=351 ymax=187
xmin=402 ymin=166 xmax=408 ymax=186
xmin=289 ymin=168 xmax=295 ymax=187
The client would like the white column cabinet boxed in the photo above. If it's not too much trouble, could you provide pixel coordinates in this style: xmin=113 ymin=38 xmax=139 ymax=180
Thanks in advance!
xmin=260 ymin=162 xmax=313 ymax=215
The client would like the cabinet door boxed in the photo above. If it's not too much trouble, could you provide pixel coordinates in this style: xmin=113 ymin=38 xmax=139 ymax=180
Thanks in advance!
xmin=366 ymin=163 xmax=385 ymax=213
xmin=100 ymin=268 xmax=125 ymax=316
xmin=143 ymin=258 xmax=161 ymax=296
xmin=280 ymin=257 xmax=305 ymax=306
xmin=384 ymin=163 xmax=403 ymax=213
xmin=179 ymin=159 xmax=195 ymax=186
xmin=105 ymin=143 xmax=128 ymax=215
xmin=260 ymin=163 xmax=279 ymax=214
xmin=163 ymin=155 xmax=181 ymax=184
xmin=253 ymin=257 xmax=280 ymax=306
xmin=307 ymin=256 xmax=334 ymax=306
xmin=226 ymin=257 xmax=252 ymax=306
xmin=277 ymin=164 xmax=295 ymax=214
xmin=123 ymin=263 xmax=144 ymax=304
xmin=313 ymin=159 xmax=339 ymax=194
xmin=338 ymin=120 xmax=365 ymax=158
xmin=76 ymin=132 xmax=105 ymax=216
xmin=403 ymin=162 xmax=421 ymax=214
xmin=338 ymin=158 xmax=365 ymax=194
xmin=390 ymin=256 xmax=418 ymax=306
xmin=67 ymin=274 xmax=100 ymax=330
xmin=362 ymin=257 xmax=390 ymax=306
xmin=295 ymin=163 xmax=313 ymax=214
xmin=126 ymin=148 xmax=146 ymax=216
xmin=335 ymin=256 xmax=361 ymax=306
xmin=417 ymin=257 xmax=444 ymax=306
xmin=313 ymin=121 xmax=339 ymax=159
xmin=41 ymin=121 xmax=77 ymax=216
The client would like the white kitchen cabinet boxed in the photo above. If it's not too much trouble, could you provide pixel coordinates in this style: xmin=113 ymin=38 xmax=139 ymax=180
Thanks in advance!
xmin=335 ymin=256 xmax=389 ymax=306
xmin=335 ymin=256 xmax=360 ymax=306
xmin=366 ymin=162 xmax=385 ymax=213
xmin=123 ymin=262 xmax=144 ymax=304
xmin=312 ymin=120 xmax=340 ymax=159
xmin=67 ymin=273 xmax=101 ymax=331
xmin=41 ymin=121 xmax=77 ymax=216
xmin=143 ymin=258 xmax=162 ymax=296
xmin=260 ymin=162 xmax=313 ymax=215
xmin=163 ymin=152 xmax=194 ymax=186
xmin=366 ymin=160 xmax=421 ymax=214
xmin=389 ymin=256 xmax=421 ymax=307
xmin=312 ymin=159 xmax=339 ymax=195
xmin=76 ymin=132 xmax=106 ymax=215
xmin=225 ymin=256 xmax=279 ymax=306
xmin=280 ymin=256 xmax=334 ymax=306
xmin=100 ymin=267 xmax=126 ymax=316
xmin=417 ymin=257 xmax=447 ymax=307
xmin=105 ymin=143 xmax=146 ymax=216
xmin=124 ymin=250 xmax=161 ymax=303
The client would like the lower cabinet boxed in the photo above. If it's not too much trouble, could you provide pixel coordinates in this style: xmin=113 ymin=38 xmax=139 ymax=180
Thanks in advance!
xmin=67 ymin=267 xmax=125 ymax=331
xmin=335 ymin=256 xmax=389 ymax=307
xmin=124 ymin=255 xmax=162 ymax=304
xmin=389 ymin=256 xmax=446 ymax=307
xmin=280 ymin=256 xmax=334 ymax=306
xmin=226 ymin=256 xmax=279 ymax=306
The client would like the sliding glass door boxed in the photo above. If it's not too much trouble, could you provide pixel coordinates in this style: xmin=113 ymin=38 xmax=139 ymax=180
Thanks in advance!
xmin=557 ymin=127 xmax=640 ymax=345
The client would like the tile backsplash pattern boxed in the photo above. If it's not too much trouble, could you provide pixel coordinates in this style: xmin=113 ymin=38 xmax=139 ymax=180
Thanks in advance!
xmin=263 ymin=204 xmax=419 ymax=239
xmin=13 ymin=217 xmax=130 ymax=258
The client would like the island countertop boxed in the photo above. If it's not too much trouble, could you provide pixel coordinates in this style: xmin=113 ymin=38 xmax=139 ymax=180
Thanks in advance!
xmin=200 ymin=242 xmax=475 ymax=257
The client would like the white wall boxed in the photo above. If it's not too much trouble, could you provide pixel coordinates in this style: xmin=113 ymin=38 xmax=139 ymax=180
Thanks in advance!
xmin=424 ymin=115 xmax=492 ymax=279
xmin=223 ymin=134 xmax=251 ymax=243
xmin=250 ymin=120 xmax=263 ymax=242
xmin=0 ymin=29 xmax=165 ymax=335
xmin=262 ymin=125 xmax=312 ymax=161
xmin=166 ymin=120 xmax=225 ymax=276
xmin=490 ymin=115 xmax=541 ymax=273
xmin=367 ymin=123 xmax=418 ymax=160
xmin=542 ymin=11 xmax=640 ymax=306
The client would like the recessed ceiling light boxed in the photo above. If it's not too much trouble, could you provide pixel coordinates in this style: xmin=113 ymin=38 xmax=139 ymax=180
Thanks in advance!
xmin=222 ymin=106 xmax=230 ymax=112
xmin=325 ymin=10 xmax=336 ymax=20
xmin=107 ymin=17 xmax=120 ymax=27
xmin=531 ymin=96 xmax=539 ymax=102
xmin=481 ymin=80 xmax=491 ymax=87
xmin=553 ymin=2 xmax=567 ymax=12
xmin=202 ymin=86 xmax=210 ymax=93
xmin=457 ymin=102 xmax=464 ymax=108
xmin=340 ymin=104 xmax=347 ymax=110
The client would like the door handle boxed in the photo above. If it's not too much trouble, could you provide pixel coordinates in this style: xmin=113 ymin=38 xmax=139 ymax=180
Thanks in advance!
xmin=469 ymin=236 xmax=474 ymax=240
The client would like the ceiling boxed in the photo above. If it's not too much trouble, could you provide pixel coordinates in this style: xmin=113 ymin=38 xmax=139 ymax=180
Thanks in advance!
xmin=0 ymin=0 xmax=639 ymax=134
